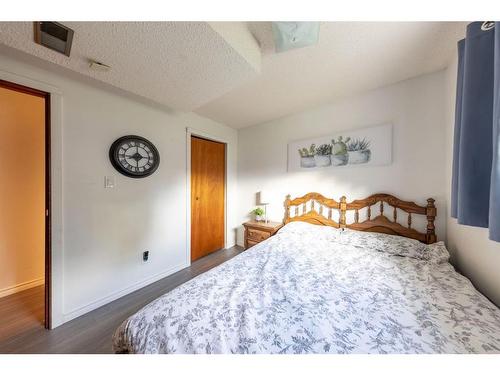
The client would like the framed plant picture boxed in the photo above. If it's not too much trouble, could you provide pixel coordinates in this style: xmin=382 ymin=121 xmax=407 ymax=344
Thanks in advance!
xmin=287 ymin=123 xmax=392 ymax=172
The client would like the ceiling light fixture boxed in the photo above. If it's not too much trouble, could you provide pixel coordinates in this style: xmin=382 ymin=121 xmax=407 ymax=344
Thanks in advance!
xmin=271 ymin=22 xmax=320 ymax=53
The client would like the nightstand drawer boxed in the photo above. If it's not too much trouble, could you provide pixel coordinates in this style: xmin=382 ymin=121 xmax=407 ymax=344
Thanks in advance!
xmin=243 ymin=220 xmax=283 ymax=250
xmin=247 ymin=228 xmax=270 ymax=242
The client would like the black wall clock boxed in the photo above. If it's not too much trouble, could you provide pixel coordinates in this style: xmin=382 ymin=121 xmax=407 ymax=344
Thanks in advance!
xmin=109 ymin=135 xmax=160 ymax=178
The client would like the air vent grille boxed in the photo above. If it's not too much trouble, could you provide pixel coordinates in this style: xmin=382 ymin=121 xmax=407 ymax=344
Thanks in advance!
xmin=34 ymin=21 xmax=74 ymax=57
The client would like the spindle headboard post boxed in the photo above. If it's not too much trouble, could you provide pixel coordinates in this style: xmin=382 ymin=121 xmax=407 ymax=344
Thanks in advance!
xmin=284 ymin=194 xmax=291 ymax=222
xmin=426 ymin=198 xmax=437 ymax=244
xmin=283 ymin=193 xmax=437 ymax=244
xmin=339 ymin=196 xmax=347 ymax=228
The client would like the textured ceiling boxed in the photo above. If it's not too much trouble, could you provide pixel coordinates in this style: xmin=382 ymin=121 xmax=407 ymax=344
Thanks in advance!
xmin=196 ymin=22 xmax=466 ymax=128
xmin=0 ymin=21 xmax=466 ymax=128
xmin=0 ymin=22 xmax=260 ymax=111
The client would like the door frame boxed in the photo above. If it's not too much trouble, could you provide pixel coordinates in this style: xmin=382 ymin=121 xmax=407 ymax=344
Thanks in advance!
xmin=0 ymin=69 xmax=63 ymax=328
xmin=186 ymin=127 xmax=228 ymax=265
xmin=0 ymin=78 xmax=51 ymax=328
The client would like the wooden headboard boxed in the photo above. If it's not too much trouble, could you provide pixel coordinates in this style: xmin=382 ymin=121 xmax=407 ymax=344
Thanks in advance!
xmin=284 ymin=193 xmax=437 ymax=244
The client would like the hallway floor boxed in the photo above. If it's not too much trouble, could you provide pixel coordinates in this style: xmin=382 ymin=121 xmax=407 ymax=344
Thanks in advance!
xmin=0 ymin=285 xmax=45 ymax=343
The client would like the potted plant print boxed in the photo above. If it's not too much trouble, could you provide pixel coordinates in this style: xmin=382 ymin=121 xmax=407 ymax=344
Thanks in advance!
xmin=314 ymin=143 xmax=332 ymax=167
xmin=298 ymin=144 xmax=316 ymax=168
xmin=251 ymin=207 xmax=265 ymax=222
xmin=331 ymin=136 xmax=349 ymax=166
xmin=346 ymin=138 xmax=371 ymax=164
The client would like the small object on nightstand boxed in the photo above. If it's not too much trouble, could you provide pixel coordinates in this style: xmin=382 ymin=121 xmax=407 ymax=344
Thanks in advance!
xmin=243 ymin=220 xmax=283 ymax=249
xmin=251 ymin=207 xmax=265 ymax=222
xmin=258 ymin=190 xmax=270 ymax=223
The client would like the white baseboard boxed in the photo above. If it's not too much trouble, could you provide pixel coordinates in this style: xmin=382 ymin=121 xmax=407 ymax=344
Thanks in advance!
xmin=62 ymin=261 xmax=189 ymax=323
xmin=0 ymin=277 xmax=45 ymax=298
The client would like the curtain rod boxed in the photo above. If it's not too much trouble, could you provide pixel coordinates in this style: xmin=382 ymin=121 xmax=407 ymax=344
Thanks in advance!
xmin=481 ymin=21 xmax=495 ymax=31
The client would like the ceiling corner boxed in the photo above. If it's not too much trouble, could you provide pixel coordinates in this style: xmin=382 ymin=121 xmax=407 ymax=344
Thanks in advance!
xmin=207 ymin=22 xmax=262 ymax=73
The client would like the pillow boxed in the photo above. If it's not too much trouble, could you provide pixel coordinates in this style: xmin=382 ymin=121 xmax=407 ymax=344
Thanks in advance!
xmin=424 ymin=241 xmax=450 ymax=264
xmin=278 ymin=221 xmax=341 ymax=240
xmin=337 ymin=229 xmax=430 ymax=260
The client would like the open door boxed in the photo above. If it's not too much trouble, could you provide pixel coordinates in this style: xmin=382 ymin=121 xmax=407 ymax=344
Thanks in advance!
xmin=190 ymin=136 xmax=225 ymax=261
xmin=0 ymin=79 xmax=51 ymax=336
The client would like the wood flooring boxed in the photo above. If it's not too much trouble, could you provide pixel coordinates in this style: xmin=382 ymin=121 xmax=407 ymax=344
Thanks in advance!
xmin=0 ymin=284 xmax=45 ymax=343
xmin=0 ymin=246 xmax=244 ymax=354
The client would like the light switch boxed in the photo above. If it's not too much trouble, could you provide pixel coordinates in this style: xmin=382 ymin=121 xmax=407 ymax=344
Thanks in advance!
xmin=104 ymin=176 xmax=115 ymax=188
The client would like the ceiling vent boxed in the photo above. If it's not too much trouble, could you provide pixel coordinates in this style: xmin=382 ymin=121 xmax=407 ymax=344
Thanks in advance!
xmin=34 ymin=21 xmax=74 ymax=57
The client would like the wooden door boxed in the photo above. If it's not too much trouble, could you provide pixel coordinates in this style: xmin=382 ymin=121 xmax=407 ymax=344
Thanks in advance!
xmin=191 ymin=136 xmax=225 ymax=261
xmin=0 ymin=79 xmax=51 ymax=329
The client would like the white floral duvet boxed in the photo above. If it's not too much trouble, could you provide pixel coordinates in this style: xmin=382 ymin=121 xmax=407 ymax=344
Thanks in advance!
xmin=113 ymin=222 xmax=500 ymax=354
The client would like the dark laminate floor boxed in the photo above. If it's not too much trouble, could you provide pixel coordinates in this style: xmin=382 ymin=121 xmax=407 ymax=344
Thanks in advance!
xmin=0 ymin=246 xmax=244 ymax=354
xmin=0 ymin=285 xmax=45 ymax=343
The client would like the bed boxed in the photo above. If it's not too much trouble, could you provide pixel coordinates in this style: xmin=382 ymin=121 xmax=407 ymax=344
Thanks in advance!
xmin=113 ymin=193 xmax=500 ymax=354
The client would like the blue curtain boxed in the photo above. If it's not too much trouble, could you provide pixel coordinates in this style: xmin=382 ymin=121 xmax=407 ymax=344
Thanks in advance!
xmin=490 ymin=24 xmax=500 ymax=241
xmin=451 ymin=21 xmax=500 ymax=242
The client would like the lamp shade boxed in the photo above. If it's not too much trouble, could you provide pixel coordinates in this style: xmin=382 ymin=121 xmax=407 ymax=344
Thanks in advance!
xmin=258 ymin=190 xmax=270 ymax=205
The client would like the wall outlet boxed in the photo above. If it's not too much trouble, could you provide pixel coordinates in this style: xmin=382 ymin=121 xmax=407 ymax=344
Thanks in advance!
xmin=143 ymin=251 xmax=149 ymax=262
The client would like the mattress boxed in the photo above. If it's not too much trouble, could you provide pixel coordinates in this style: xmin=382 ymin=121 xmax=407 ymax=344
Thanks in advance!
xmin=113 ymin=222 xmax=500 ymax=353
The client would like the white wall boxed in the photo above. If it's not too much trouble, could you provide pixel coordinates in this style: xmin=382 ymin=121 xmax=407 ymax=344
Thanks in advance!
xmin=445 ymin=54 xmax=500 ymax=307
xmin=0 ymin=50 xmax=238 ymax=326
xmin=237 ymin=71 xmax=448 ymax=246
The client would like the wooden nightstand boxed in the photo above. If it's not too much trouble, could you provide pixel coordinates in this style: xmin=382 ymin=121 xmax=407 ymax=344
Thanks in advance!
xmin=243 ymin=221 xmax=283 ymax=249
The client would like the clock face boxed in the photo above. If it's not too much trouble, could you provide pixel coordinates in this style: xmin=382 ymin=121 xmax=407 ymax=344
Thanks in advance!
xmin=109 ymin=135 xmax=160 ymax=178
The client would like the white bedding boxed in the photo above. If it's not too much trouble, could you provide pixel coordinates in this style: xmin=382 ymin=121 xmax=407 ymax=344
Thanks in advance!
xmin=113 ymin=222 xmax=500 ymax=353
